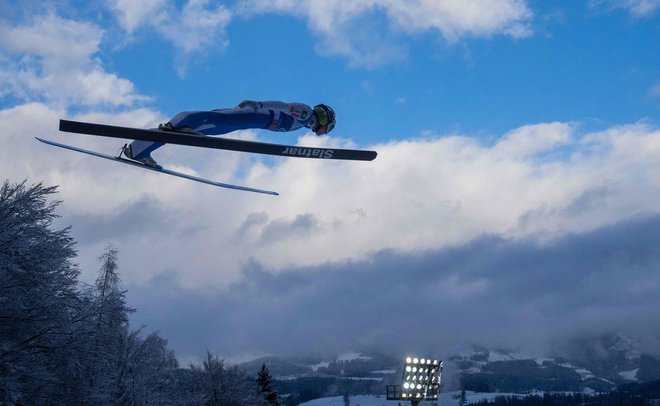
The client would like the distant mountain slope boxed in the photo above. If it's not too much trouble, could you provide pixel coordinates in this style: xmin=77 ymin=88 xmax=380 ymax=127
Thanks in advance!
xmin=450 ymin=335 xmax=660 ymax=393
xmin=238 ymin=335 xmax=660 ymax=405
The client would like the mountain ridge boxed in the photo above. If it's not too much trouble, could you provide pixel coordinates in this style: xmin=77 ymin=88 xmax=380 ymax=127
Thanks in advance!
xmin=237 ymin=334 xmax=660 ymax=404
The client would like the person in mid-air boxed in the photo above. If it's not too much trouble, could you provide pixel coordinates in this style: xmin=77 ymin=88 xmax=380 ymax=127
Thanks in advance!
xmin=123 ymin=101 xmax=336 ymax=168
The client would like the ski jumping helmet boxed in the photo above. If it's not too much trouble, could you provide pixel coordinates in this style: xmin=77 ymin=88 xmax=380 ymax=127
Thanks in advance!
xmin=312 ymin=104 xmax=336 ymax=135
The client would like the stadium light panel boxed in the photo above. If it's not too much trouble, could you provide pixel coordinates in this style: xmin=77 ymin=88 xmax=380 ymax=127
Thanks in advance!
xmin=399 ymin=355 xmax=443 ymax=402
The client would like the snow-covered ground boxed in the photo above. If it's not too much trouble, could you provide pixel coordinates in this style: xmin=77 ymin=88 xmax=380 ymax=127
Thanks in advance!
xmin=619 ymin=368 xmax=639 ymax=381
xmin=338 ymin=352 xmax=373 ymax=362
xmin=370 ymin=370 xmax=397 ymax=375
xmin=559 ymin=362 xmax=596 ymax=380
xmin=308 ymin=352 xmax=373 ymax=372
xmin=309 ymin=361 xmax=331 ymax=372
xmin=299 ymin=391 xmax=530 ymax=406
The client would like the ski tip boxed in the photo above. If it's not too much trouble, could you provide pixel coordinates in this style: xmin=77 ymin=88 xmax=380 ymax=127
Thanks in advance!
xmin=238 ymin=187 xmax=279 ymax=196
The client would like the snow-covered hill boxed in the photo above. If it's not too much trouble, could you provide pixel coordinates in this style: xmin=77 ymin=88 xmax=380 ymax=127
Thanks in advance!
xmin=449 ymin=334 xmax=660 ymax=393
xmin=299 ymin=391 xmax=534 ymax=406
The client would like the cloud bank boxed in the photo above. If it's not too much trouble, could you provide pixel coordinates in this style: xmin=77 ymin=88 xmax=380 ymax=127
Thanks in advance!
xmin=127 ymin=212 xmax=660 ymax=361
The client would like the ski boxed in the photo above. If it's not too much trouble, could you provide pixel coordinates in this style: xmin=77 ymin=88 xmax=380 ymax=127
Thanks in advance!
xmin=35 ymin=137 xmax=279 ymax=196
xmin=59 ymin=119 xmax=378 ymax=161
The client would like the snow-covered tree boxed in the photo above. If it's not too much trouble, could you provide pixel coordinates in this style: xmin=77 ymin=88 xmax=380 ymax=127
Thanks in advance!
xmin=0 ymin=179 xmax=254 ymax=404
xmin=94 ymin=246 xmax=134 ymax=338
xmin=0 ymin=180 xmax=80 ymax=403
xmin=81 ymin=246 xmax=135 ymax=403
xmin=110 ymin=328 xmax=178 ymax=404
xmin=187 ymin=351 xmax=260 ymax=405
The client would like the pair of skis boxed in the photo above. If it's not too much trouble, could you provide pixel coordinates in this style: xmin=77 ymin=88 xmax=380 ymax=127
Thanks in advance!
xmin=37 ymin=120 xmax=378 ymax=195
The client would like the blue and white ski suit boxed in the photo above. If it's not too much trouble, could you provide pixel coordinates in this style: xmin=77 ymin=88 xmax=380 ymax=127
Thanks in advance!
xmin=129 ymin=101 xmax=316 ymax=160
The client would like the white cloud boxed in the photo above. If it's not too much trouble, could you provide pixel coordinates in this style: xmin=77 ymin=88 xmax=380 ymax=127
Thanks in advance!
xmin=650 ymin=81 xmax=660 ymax=99
xmin=157 ymin=0 xmax=232 ymax=55
xmin=0 ymin=14 xmax=148 ymax=107
xmin=111 ymin=0 xmax=168 ymax=33
xmin=381 ymin=0 xmax=533 ymax=39
xmin=589 ymin=0 xmax=660 ymax=17
xmin=237 ymin=0 xmax=533 ymax=66
xmin=494 ymin=122 xmax=572 ymax=158
xmin=109 ymin=0 xmax=232 ymax=73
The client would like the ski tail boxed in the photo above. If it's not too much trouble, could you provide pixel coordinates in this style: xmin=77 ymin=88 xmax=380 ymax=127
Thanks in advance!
xmin=35 ymin=137 xmax=279 ymax=196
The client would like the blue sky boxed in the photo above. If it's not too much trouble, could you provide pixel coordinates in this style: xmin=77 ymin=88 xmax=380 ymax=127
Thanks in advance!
xmin=75 ymin=1 xmax=659 ymax=139
xmin=1 ymin=0 xmax=660 ymax=365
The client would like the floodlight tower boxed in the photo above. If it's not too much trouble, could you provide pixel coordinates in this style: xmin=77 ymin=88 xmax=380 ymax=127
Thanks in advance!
xmin=386 ymin=356 xmax=443 ymax=406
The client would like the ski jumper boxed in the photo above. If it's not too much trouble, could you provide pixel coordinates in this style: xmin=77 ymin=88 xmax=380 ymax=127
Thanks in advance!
xmin=129 ymin=101 xmax=315 ymax=160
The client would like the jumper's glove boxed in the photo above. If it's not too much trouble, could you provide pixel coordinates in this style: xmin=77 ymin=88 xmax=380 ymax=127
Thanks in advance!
xmin=239 ymin=100 xmax=261 ymax=111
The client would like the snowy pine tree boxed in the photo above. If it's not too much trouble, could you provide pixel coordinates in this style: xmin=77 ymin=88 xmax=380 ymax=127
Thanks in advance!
xmin=85 ymin=246 xmax=136 ymax=403
xmin=459 ymin=389 xmax=467 ymax=406
xmin=257 ymin=363 xmax=280 ymax=406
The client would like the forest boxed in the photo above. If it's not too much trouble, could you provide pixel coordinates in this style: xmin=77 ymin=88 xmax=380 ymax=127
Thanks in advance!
xmin=0 ymin=180 xmax=280 ymax=405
